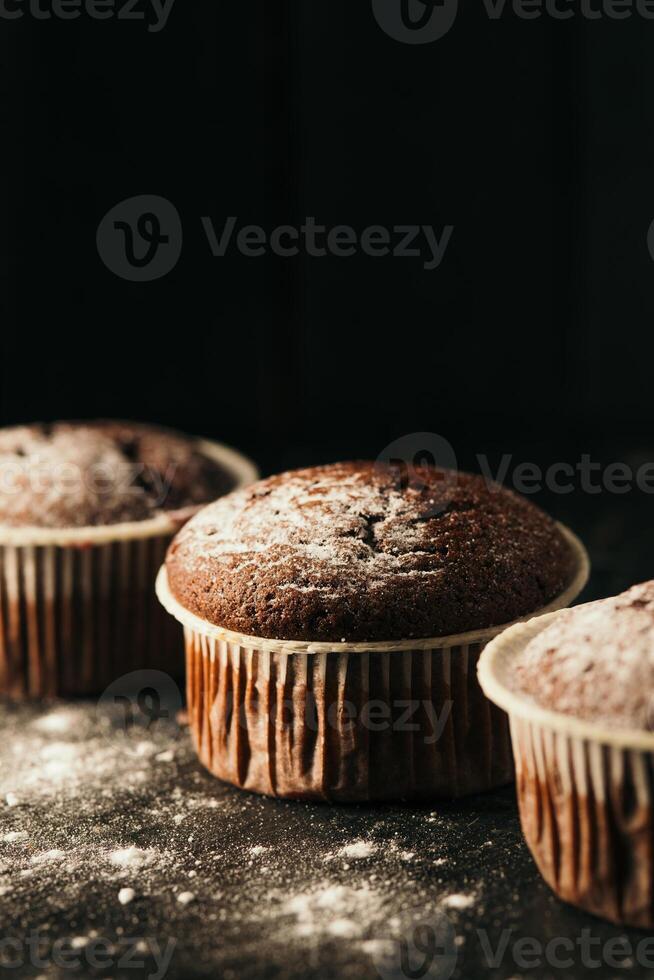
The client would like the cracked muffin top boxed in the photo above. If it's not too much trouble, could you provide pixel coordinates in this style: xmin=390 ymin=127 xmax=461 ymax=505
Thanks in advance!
xmin=512 ymin=582 xmax=654 ymax=731
xmin=0 ymin=421 xmax=236 ymax=529
xmin=166 ymin=461 xmax=577 ymax=642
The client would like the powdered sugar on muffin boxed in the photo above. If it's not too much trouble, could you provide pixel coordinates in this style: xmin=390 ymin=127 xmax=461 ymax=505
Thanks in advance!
xmin=0 ymin=422 xmax=234 ymax=529
xmin=513 ymin=581 xmax=654 ymax=730
xmin=166 ymin=462 xmax=576 ymax=642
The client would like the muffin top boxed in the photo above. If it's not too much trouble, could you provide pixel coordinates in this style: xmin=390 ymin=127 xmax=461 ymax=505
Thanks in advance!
xmin=0 ymin=421 xmax=235 ymax=529
xmin=166 ymin=461 xmax=577 ymax=642
xmin=513 ymin=582 xmax=654 ymax=731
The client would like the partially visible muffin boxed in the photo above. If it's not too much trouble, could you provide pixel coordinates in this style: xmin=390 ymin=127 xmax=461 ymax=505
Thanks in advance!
xmin=0 ymin=421 xmax=235 ymax=529
xmin=166 ymin=461 xmax=577 ymax=643
xmin=478 ymin=581 xmax=654 ymax=927
xmin=0 ymin=420 xmax=256 ymax=699
xmin=513 ymin=581 xmax=654 ymax=731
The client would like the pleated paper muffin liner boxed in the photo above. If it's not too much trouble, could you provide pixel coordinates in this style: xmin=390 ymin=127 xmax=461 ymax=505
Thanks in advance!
xmin=156 ymin=523 xmax=589 ymax=803
xmin=0 ymin=440 xmax=258 ymax=699
xmin=478 ymin=609 xmax=654 ymax=928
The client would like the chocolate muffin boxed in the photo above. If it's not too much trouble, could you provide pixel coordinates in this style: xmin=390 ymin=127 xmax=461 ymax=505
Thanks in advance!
xmin=158 ymin=462 xmax=589 ymax=803
xmin=0 ymin=421 xmax=257 ymax=698
xmin=0 ymin=421 xmax=235 ymax=529
xmin=478 ymin=582 xmax=654 ymax=927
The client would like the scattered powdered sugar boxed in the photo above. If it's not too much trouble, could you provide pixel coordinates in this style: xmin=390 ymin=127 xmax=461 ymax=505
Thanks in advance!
xmin=172 ymin=463 xmax=460 ymax=584
xmin=441 ymin=892 xmax=477 ymax=911
xmin=278 ymin=883 xmax=383 ymax=941
xmin=108 ymin=847 xmax=157 ymax=869
xmin=31 ymin=849 xmax=66 ymax=864
xmin=327 ymin=919 xmax=361 ymax=938
xmin=513 ymin=581 xmax=654 ymax=729
xmin=0 ymin=421 xmax=233 ymax=530
xmin=0 ymin=700 xmax=496 ymax=978
xmin=333 ymin=840 xmax=377 ymax=860
xmin=1 ymin=703 xmax=186 ymax=803
xmin=31 ymin=709 xmax=79 ymax=735
xmin=360 ymin=938 xmax=395 ymax=957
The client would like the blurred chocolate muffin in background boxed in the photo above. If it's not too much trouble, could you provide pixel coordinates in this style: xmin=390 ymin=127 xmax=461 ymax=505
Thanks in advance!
xmin=0 ymin=420 xmax=258 ymax=699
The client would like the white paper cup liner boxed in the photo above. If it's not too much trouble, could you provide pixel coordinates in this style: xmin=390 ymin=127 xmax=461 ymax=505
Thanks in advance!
xmin=0 ymin=439 xmax=258 ymax=698
xmin=157 ymin=522 xmax=589 ymax=803
xmin=478 ymin=604 xmax=654 ymax=927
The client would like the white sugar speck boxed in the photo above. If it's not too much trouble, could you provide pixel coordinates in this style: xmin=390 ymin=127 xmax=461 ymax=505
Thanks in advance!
xmin=118 ymin=887 xmax=135 ymax=905
xmin=177 ymin=891 xmax=195 ymax=905
xmin=442 ymin=893 xmax=475 ymax=910
xmin=108 ymin=846 xmax=156 ymax=868
xmin=336 ymin=840 xmax=376 ymax=860
xmin=328 ymin=918 xmax=360 ymax=938
xmin=31 ymin=711 xmax=77 ymax=734
xmin=31 ymin=849 xmax=66 ymax=864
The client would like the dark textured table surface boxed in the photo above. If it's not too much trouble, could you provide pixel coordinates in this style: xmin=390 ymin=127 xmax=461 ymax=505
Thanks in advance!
xmin=2 ymin=477 xmax=654 ymax=980
xmin=4 ymin=698 xmax=654 ymax=980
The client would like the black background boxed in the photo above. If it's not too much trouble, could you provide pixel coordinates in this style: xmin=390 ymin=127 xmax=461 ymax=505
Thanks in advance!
xmin=2 ymin=0 xmax=653 ymax=597
xmin=3 ymin=9 xmax=654 ymax=976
